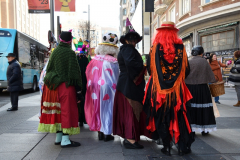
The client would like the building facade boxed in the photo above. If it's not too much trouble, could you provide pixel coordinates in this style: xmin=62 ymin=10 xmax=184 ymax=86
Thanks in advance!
xmin=152 ymin=0 xmax=240 ymax=57
xmin=0 ymin=0 xmax=41 ymax=41
xmin=119 ymin=0 xmax=151 ymax=55
xmin=151 ymin=0 xmax=240 ymax=77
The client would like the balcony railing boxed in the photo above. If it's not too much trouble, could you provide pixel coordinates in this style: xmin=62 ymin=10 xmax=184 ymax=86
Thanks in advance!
xmin=154 ymin=3 xmax=167 ymax=15
xmin=162 ymin=0 xmax=173 ymax=5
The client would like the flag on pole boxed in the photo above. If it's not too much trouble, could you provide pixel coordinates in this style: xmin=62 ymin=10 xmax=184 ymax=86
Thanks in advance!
xmin=27 ymin=0 xmax=50 ymax=13
xmin=55 ymin=0 xmax=76 ymax=12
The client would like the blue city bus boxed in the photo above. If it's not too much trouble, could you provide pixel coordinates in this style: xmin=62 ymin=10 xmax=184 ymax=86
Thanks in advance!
xmin=0 ymin=28 xmax=48 ymax=92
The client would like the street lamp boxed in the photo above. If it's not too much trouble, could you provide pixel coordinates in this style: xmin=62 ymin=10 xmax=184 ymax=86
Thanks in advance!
xmin=83 ymin=5 xmax=90 ymax=49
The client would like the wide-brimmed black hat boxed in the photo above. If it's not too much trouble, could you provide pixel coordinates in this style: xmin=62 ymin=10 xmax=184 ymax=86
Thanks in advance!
xmin=6 ymin=53 xmax=16 ymax=57
xmin=120 ymin=31 xmax=142 ymax=44
xmin=60 ymin=31 xmax=73 ymax=43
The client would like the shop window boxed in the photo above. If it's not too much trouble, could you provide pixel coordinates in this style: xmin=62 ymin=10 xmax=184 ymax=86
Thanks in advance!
xmin=169 ymin=6 xmax=175 ymax=23
xmin=201 ymin=30 xmax=234 ymax=52
xmin=183 ymin=40 xmax=191 ymax=57
xmin=182 ymin=0 xmax=190 ymax=15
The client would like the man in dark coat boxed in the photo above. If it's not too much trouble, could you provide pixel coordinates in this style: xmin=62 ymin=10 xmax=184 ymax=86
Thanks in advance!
xmin=6 ymin=53 xmax=23 ymax=111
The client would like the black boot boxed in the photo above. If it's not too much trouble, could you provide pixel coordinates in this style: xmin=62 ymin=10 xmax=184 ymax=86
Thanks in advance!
xmin=7 ymin=107 xmax=18 ymax=111
xmin=123 ymin=139 xmax=144 ymax=149
xmin=79 ymin=122 xmax=83 ymax=127
xmin=104 ymin=134 xmax=114 ymax=142
xmin=98 ymin=131 xmax=104 ymax=140
xmin=178 ymin=147 xmax=191 ymax=156
xmin=161 ymin=146 xmax=171 ymax=156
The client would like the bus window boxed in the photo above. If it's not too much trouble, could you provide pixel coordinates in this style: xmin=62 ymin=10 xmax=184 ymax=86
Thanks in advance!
xmin=18 ymin=38 xmax=31 ymax=68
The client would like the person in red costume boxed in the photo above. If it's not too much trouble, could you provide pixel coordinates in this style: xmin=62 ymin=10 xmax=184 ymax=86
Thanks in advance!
xmin=143 ymin=22 xmax=194 ymax=156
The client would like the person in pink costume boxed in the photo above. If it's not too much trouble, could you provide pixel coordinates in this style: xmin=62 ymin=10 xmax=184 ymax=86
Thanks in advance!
xmin=85 ymin=33 xmax=119 ymax=141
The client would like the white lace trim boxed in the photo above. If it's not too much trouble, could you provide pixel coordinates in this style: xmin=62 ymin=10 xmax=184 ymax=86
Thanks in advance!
xmin=191 ymin=124 xmax=217 ymax=133
xmin=191 ymin=103 xmax=213 ymax=108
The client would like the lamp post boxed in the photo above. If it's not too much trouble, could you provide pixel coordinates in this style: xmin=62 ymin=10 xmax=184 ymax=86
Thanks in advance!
xmin=83 ymin=5 xmax=90 ymax=49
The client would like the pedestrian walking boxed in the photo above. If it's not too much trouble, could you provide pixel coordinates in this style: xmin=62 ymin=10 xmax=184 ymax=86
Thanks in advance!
xmin=6 ymin=53 xmax=23 ymax=111
xmin=209 ymin=53 xmax=228 ymax=104
xmin=85 ymin=33 xmax=119 ymax=142
xmin=113 ymin=22 xmax=146 ymax=149
xmin=228 ymin=50 xmax=240 ymax=107
xmin=185 ymin=46 xmax=217 ymax=136
xmin=143 ymin=21 xmax=194 ymax=156
xmin=38 ymin=31 xmax=83 ymax=148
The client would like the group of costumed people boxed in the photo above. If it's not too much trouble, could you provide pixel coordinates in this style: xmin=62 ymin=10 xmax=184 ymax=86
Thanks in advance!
xmin=38 ymin=20 xmax=220 ymax=156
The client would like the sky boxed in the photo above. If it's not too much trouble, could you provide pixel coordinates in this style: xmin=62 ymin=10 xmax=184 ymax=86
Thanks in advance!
xmin=75 ymin=0 xmax=120 ymax=28
xmin=40 ymin=0 xmax=120 ymax=45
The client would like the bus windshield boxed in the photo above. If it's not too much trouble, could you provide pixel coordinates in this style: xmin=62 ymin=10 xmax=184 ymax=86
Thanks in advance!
xmin=0 ymin=30 xmax=13 ymax=54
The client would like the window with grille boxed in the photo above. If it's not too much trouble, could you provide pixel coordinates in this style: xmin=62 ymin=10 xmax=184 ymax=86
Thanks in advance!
xmin=201 ymin=30 xmax=234 ymax=52
xmin=169 ymin=7 xmax=175 ymax=23
xmin=123 ymin=8 xmax=127 ymax=15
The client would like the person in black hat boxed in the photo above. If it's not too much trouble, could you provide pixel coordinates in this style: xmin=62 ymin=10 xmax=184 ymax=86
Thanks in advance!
xmin=113 ymin=20 xmax=146 ymax=149
xmin=6 ymin=53 xmax=23 ymax=111
xmin=38 ymin=30 xmax=83 ymax=148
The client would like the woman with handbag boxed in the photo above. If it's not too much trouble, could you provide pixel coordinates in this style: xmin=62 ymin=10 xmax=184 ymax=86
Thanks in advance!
xmin=185 ymin=46 xmax=217 ymax=136
xmin=209 ymin=53 xmax=228 ymax=104
xmin=228 ymin=50 xmax=240 ymax=107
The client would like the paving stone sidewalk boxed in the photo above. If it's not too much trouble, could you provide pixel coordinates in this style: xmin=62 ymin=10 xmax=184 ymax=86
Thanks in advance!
xmin=0 ymin=88 xmax=239 ymax=160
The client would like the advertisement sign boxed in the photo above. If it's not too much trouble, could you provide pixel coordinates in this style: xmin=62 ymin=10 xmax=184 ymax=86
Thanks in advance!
xmin=27 ymin=0 xmax=50 ymax=13
xmin=55 ymin=0 xmax=75 ymax=12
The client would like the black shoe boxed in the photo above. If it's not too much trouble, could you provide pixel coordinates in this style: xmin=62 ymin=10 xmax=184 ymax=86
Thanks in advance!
xmin=7 ymin=107 xmax=18 ymax=111
xmin=161 ymin=146 xmax=171 ymax=156
xmin=155 ymin=138 xmax=163 ymax=145
xmin=215 ymin=101 xmax=221 ymax=104
xmin=55 ymin=142 xmax=61 ymax=145
xmin=98 ymin=132 xmax=104 ymax=140
xmin=79 ymin=122 xmax=83 ymax=127
xmin=201 ymin=131 xmax=209 ymax=136
xmin=104 ymin=135 xmax=114 ymax=142
xmin=61 ymin=140 xmax=81 ymax=148
xmin=123 ymin=139 xmax=144 ymax=149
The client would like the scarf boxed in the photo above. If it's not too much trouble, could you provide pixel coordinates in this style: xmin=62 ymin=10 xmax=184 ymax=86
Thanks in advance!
xmin=44 ymin=42 xmax=82 ymax=90
xmin=149 ymin=43 xmax=189 ymax=109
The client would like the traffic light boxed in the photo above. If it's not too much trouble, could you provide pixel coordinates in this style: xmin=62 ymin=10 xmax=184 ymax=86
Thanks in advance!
xmin=57 ymin=23 xmax=62 ymax=36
